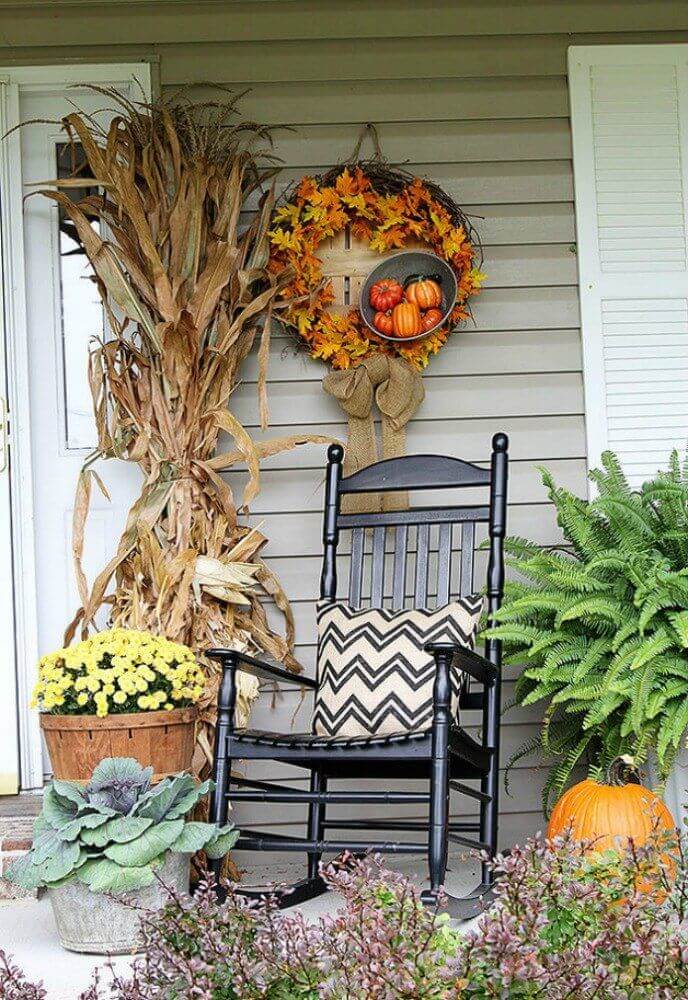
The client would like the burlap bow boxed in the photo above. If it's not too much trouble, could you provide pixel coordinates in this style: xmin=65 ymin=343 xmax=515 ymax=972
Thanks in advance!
xmin=323 ymin=354 xmax=425 ymax=513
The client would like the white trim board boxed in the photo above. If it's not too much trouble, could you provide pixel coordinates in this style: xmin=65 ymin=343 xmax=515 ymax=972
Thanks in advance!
xmin=568 ymin=44 xmax=688 ymax=492
xmin=0 ymin=62 xmax=152 ymax=790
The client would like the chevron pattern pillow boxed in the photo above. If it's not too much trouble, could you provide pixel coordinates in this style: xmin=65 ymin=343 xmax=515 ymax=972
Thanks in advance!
xmin=313 ymin=596 xmax=483 ymax=738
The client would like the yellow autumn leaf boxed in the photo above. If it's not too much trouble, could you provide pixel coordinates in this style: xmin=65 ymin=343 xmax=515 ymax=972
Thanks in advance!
xmin=269 ymin=226 xmax=302 ymax=251
xmin=272 ymin=203 xmax=301 ymax=227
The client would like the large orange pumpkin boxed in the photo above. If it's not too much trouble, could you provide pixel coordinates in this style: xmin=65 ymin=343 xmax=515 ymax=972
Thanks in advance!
xmin=404 ymin=276 xmax=442 ymax=310
xmin=391 ymin=301 xmax=422 ymax=338
xmin=547 ymin=757 xmax=674 ymax=852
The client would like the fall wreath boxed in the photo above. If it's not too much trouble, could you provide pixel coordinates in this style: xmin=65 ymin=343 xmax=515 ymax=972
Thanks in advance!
xmin=267 ymin=159 xmax=485 ymax=371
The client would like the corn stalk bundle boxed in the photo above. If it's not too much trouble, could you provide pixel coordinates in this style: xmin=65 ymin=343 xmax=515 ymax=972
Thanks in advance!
xmin=33 ymin=89 xmax=331 ymax=773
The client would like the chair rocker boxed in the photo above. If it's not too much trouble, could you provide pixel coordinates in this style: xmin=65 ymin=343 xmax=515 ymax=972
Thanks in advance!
xmin=208 ymin=433 xmax=508 ymax=919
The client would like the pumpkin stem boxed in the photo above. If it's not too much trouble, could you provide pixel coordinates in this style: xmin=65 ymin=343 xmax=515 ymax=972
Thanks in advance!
xmin=606 ymin=754 xmax=641 ymax=787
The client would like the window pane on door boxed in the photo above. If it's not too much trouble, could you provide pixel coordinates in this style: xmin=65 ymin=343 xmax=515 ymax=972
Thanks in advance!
xmin=56 ymin=141 xmax=104 ymax=451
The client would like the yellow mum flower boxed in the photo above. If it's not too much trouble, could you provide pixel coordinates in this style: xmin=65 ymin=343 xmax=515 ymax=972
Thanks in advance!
xmin=35 ymin=628 xmax=202 ymax=714
xmin=94 ymin=691 xmax=109 ymax=718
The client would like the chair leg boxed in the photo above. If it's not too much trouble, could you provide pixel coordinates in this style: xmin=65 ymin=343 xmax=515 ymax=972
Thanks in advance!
xmin=427 ymin=754 xmax=450 ymax=895
xmin=480 ymin=675 xmax=501 ymax=887
xmin=306 ymin=768 xmax=326 ymax=880
xmin=480 ymin=760 xmax=499 ymax=888
xmin=423 ymin=648 xmax=451 ymax=902
xmin=208 ymin=664 xmax=237 ymax=889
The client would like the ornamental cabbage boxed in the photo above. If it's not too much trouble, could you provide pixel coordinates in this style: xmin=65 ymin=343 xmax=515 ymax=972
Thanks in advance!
xmin=6 ymin=758 xmax=237 ymax=895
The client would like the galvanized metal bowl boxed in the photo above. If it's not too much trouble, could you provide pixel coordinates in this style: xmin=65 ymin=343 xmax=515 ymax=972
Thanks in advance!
xmin=359 ymin=250 xmax=458 ymax=343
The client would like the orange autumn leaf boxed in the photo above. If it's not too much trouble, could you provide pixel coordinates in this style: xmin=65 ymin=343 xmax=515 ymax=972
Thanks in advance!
xmin=310 ymin=186 xmax=341 ymax=209
xmin=296 ymin=176 xmax=319 ymax=203
xmin=335 ymin=167 xmax=359 ymax=197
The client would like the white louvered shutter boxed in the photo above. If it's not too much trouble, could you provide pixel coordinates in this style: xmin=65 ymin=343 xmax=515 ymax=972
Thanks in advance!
xmin=568 ymin=45 xmax=688 ymax=489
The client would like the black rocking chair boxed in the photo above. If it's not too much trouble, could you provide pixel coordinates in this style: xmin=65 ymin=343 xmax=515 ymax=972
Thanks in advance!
xmin=208 ymin=433 xmax=508 ymax=918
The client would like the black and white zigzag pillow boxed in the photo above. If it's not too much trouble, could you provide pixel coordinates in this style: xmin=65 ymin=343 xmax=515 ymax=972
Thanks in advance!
xmin=313 ymin=596 xmax=483 ymax=738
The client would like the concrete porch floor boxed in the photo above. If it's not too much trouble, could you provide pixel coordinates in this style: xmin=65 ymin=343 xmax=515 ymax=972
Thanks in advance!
xmin=0 ymin=851 xmax=485 ymax=999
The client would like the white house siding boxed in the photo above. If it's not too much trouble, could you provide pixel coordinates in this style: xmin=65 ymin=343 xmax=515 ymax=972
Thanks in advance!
xmin=2 ymin=0 xmax=688 ymax=845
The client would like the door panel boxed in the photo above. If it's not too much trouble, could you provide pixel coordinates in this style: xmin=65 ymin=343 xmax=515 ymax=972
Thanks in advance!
xmin=0 ymin=193 xmax=19 ymax=794
xmin=18 ymin=81 xmax=147 ymax=781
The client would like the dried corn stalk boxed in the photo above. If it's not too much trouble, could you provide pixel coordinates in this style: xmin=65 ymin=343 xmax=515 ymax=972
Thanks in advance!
xmin=33 ymin=89 xmax=332 ymax=774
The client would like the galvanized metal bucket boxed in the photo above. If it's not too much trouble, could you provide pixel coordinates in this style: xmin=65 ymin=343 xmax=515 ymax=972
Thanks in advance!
xmin=359 ymin=250 xmax=458 ymax=342
xmin=47 ymin=852 xmax=190 ymax=954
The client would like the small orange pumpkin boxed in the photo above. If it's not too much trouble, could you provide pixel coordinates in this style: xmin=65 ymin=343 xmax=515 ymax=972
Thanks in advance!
xmin=405 ymin=277 xmax=442 ymax=310
xmin=420 ymin=307 xmax=444 ymax=333
xmin=391 ymin=301 xmax=422 ymax=338
xmin=369 ymin=278 xmax=403 ymax=312
xmin=547 ymin=757 xmax=674 ymax=853
xmin=373 ymin=310 xmax=394 ymax=336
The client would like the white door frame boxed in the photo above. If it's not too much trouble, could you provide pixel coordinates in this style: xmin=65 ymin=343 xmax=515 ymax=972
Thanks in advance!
xmin=0 ymin=62 xmax=152 ymax=790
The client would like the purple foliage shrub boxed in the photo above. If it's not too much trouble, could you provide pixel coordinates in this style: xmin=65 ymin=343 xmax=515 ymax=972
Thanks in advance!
xmin=0 ymin=950 xmax=47 ymax=999
xmin=4 ymin=833 xmax=688 ymax=998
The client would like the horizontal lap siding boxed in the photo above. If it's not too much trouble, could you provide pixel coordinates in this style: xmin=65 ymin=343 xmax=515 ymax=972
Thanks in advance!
xmin=3 ymin=0 xmax=688 ymax=846
xmin=224 ymin=41 xmax=581 ymax=849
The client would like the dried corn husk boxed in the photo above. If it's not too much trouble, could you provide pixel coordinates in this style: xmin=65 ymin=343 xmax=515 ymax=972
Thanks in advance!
xmin=32 ymin=89 xmax=336 ymax=773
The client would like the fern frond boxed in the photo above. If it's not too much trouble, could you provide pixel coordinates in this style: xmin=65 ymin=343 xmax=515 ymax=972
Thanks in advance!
xmin=630 ymin=661 xmax=655 ymax=733
xmin=501 ymin=535 xmax=542 ymax=559
xmin=551 ymin=678 xmax=606 ymax=704
xmin=582 ymin=694 xmax=625 ymax=730
xmin=592 ymin=495 xmax=654 ymax=549
xmin=637 ymin=591 xmax=678 ymax=634
xmin=542 ymin=733 xmax=594 ymax=816
xmin=479 ymin=623 xmax=540 ymax=647
xmin=556 ymin=596 xmax=623 ymax=628
xmin=572 ymin=637 xmax=611 ymax=681
xmin=504 ymin=734 xmax=544 ymax=796
xmin=669 ymin=611 xmax=688 ymax=648
xmin=630 ymin=627 xmax=674 ymax=670
xmin=594 ymin=451 xmax=632 ymax=496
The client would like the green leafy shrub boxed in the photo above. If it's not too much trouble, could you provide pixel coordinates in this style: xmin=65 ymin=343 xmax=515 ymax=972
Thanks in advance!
xmin=483 ymin=450 xmax=688 ymax=809
xmin=5 ymin=758 xmax=237 ymax=894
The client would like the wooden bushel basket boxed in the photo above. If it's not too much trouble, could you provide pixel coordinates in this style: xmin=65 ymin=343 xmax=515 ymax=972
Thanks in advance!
xmin=40 ymin=708 xmax=196 ymax=782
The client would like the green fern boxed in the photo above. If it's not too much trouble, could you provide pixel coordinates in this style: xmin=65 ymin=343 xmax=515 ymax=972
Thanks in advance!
xmin=669 ymin=610 xmax=688 ymax=648
xmin=482 ymin=448 xmax=688 ymax=812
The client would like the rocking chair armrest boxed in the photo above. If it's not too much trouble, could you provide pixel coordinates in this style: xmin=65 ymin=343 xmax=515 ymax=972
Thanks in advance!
xmin=206 ymin=648 xmax=319 ymax=689
xmin=424 ymin=642 xmax=498 ymax=688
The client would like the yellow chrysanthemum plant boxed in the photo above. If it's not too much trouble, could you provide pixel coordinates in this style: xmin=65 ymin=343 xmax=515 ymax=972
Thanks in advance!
xmin=32 ymin=629 xmax=205 ymax=720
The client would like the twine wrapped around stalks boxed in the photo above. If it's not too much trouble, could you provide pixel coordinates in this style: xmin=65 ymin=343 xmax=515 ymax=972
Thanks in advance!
xmin=30 ymin=88 xmax=332 ymax=776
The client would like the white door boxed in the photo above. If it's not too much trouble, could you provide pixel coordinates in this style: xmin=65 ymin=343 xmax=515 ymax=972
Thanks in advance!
xmin=1 ymin=65 xmax=151 ymax=789
xmin=0 ymin=83 xmax=20 ymax=792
